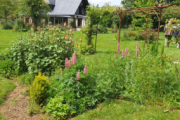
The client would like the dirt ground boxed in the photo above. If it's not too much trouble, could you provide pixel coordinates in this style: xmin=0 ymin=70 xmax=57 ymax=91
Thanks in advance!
xmin=0 ymin=81 xmax=46 ymax=120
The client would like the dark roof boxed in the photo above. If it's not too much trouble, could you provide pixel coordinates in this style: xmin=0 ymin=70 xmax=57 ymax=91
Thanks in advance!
xmin=48 ymin=0 xmax=84 ymax=16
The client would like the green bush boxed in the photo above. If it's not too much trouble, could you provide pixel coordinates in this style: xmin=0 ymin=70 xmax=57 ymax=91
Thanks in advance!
xmin=97 ymin=26 xmax=108 ymax=34
xmin=70 ymin=21 xmax=76 ymax=28
xmin=14 ymin=20 xmax=32 ymax=32
xmin=0 ymin=59 xmax=15 ymax=78
xmin=19 ymin=74 xmax=35 ymax=85
xmin=80 ymin=44 xmax=96 ymax=55
xmin=3 ymin=23 xmax=13 ymax=30
xmin=44 ymin=95 xmax=75 ymax=119
xmin=30 ymin=72 xmax=50 ymax=104
xmin=9 ymin=25 xmax=75 ymax=75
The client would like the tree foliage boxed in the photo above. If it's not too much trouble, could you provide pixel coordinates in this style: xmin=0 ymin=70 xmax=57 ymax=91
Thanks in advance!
xmin=0 ymin=0 xmax=18 ymax=23
xmin=20 ymin=0 xmax=51 ymax=30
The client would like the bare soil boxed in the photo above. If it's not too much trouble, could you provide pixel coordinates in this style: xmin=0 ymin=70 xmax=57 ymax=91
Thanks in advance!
xmin=0 ymin=81 xmax=46 ymax=120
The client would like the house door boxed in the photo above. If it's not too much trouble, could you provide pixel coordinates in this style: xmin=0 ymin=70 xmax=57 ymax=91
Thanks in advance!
xmin=78 ymin=18 xmax=82 ymax=27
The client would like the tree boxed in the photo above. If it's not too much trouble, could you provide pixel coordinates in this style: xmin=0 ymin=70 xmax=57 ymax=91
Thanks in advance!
xmin=20 ymin=0 xmax=51 ymax=30
xmin=0 ymin=0 xmax=16 ymax=23
xmin=121 ymin=0 xmax=136 ymax=8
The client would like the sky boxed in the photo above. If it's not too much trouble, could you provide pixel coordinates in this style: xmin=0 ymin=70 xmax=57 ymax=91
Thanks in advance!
xmin=88 ymin=0 xmax=122 ymax=7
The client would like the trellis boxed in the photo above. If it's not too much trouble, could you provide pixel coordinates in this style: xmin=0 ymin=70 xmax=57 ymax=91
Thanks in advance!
xmin=116 ymin=3 xmax=180 ymax=48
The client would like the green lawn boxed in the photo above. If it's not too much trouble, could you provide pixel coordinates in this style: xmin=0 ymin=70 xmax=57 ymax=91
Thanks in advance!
xmin=72 ymin=100 xmax=180 ymax=120
xmin=0 ymin=28 xmax=180 ymax=120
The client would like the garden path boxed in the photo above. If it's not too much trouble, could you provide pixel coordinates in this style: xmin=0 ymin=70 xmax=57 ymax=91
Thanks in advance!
xmin=0 ymin=80 xmax=45 ymax=120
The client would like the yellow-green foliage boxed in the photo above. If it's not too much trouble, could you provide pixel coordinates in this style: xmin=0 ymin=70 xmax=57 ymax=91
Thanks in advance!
xmin=30 ymin=72 xmax=50 ymax=104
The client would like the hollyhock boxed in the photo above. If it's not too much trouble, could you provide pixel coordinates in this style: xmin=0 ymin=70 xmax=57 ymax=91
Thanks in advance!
xmin=117 ymin=42 xmax=120 ymax=54
xmin=122 ymin=50 xmax=125 ymax=57
xmin=83 ymin=65 xmax=88 ymax=74
xmin=77 ymin=72 xmax=80 ymax=80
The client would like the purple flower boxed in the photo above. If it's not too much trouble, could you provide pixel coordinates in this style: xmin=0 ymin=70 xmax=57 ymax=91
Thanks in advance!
xmin=125 ymin=48 xmax=128 ymax=54
xmin=136 ymin=43 xmax=139 ymax=58
xmin=122 ymin=50 xmax=125 ymax=57
xmin=83 ymin=65 xmax=88 ymax=74
xmin=73 ymin=53 xmax=77 ymax=64
xmin=77 ymin=72 xmax=80 ymax=81
xmin=117 ymin=42 xmax=120 ymax=54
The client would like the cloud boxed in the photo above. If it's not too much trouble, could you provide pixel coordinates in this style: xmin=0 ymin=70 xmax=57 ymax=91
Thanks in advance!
xmin=88 ymin=0 xmax=122 ymax=7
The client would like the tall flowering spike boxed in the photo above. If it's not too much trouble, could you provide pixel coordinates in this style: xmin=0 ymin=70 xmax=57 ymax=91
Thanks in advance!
xmin=128 ymin=52 xmax=130 ymax=56
xmin=73 ymin=53 xmax=77 ymax=64
xmin=117 ymin=42 xmax=120 ymax=55
xmin=76 ymin=43 xmax=78 ymax=47
xmin=65 ymin=58 xmax=69 ymax=69
xmin=125 ymin=48 xmax=128 ymax=54
xmin=136 ymin=43 xmax=139 ymax=58
xmin=77 ymin=72 xmax=80 ymax=80
xmin=83 ymin=65 xmax=88 ymax=74
xmin=80 ymin=37 xmax=83 ymax=41
xmin=122 ymin=50 xmax=124 ymax=57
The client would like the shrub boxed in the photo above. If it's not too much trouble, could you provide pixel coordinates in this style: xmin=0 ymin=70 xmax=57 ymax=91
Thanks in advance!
xmin=30 ymin=72 xmax=50 ymax=104
xmin=97 ymin=26 xmax=108 ymax=34
xmin=19 ymin=74 xmax=35 ymax=85
xmin=3 ymin=23 xmax=13 ymax=30
xmin=14 ymin=20 xmax=32 ymax=32
xmin=44 ymin=95 xmax=75 ymax=119
xmin=80 ymin=44 xmax=96 ymax=55
xmin=9 ymin=25 xmax=75 ymax=75
xmin=0 ymin=59 xmax=15 ymax=78
xmin=70 ymin=21 xmax=76 ymax=28
xmin=45 ymin=59 xmax=97 ymax=119
xmin=138 ymin=29 xmax=157 ymax=43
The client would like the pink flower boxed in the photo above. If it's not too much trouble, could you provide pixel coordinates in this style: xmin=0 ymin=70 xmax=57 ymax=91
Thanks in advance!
xmin=128 ymin=52 xmax=130 ymax=56
xmin=65 ymin=58 xmax=69 ymax=69
xmin=125 ymin=48 xmax=128 ymax=54
xmin=83 ymin=65 xmax=88 ymax=74
xmin=122 ymin=50 xmax=125 ymax=57
xmin=73 ymin=53 xmax=77 ymax=64
xmin=136 ymin=43 xmax=139 ymax=58
xmin=117 ymin=42 xmax=120 ymax=54
xmin=77 ymin=72 xmax=80 ymax=81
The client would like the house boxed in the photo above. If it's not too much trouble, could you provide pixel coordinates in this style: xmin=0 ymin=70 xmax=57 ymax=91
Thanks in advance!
xmin=45 ymin=0 xmax=89 ymax=28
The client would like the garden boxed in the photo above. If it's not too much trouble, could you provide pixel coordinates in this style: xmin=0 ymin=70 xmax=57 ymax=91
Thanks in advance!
xmin=1 ymin=0 xmax=180 ymax=120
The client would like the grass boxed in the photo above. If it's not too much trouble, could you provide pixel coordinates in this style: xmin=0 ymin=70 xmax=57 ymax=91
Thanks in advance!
xmin=0 ymin=26 xmax=20 ymax=54
xmin=0 ymin=77 xmax=15 ymax=105
xmin=0 ymin=27 xmax=180 ymax=119
xmin=72 ymin=100 xmax=180 ymax=120
xmin=0 ymin=77 xmax=15 ymax=120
